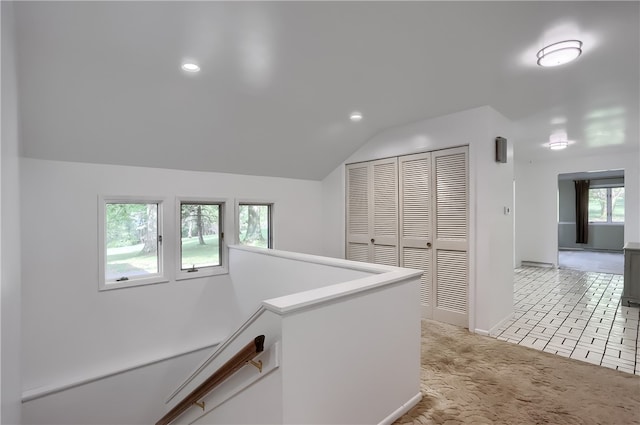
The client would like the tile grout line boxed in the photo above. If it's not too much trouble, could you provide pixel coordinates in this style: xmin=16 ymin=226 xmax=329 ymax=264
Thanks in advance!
xmin=502 ymin=270 xmax=577 ymax=344
xmin=495 ymin=267 xmax=639 ymax=375
xmin=505 ymin=270 xmax=588 ymax=347
xmin=540 ymin=273 xmax=595 ymax=353
xmin=568 ymin=274 xmax=611 ymax=364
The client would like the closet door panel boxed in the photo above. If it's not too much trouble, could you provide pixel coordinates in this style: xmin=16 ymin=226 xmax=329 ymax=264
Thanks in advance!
xmin=373 ymin=244 xmax=399 ymax=266
xmin=399 ymin=153 xmax=433 ymax=317
xmin=347 ymin=243 xmax=369 ymax=263
xmin=432 ymin=147 xmax=468 ymax=327
xmin=371 ymin=158 xmax=398 ymax=265
xmin=346 ymin=158 xmax=398 ymax=265
xmin=402 ymin=246 xmax=432 ymax=317
xmin=434 ymin=150 xmax=467 ymax=246
xmin=346 ymin=163 xmax=372 ymax=261
xmin=435 ymin=250 xmax=468 ymax=325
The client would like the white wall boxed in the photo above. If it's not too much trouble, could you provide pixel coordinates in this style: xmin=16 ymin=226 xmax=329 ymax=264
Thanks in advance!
xmin=22 ymin=346 xmax=211 ymax=425
xmin=229 ymin=246 xmax=373 ymax=318
xmin=280 ymin=277 xmax=420 ymax=424
xmin=1 ymin=2 xmax=23 ymax=423
xmin=515 ymin=151 xmax=640 ymax=266
xmin=477 ymin=111 xmax=514 ymax=332
xmin=192 ymin=367 xmax=283 ymax=425
xmin=20 ymin=158 xmax=324 ymax=396
xmin=321 ymin=106 xmax=514 ymax=334
xmin=321 ymin=165 xmax=345 ymax=259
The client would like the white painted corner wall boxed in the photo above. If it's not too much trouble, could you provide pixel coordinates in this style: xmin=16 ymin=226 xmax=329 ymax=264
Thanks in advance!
xmin=515 ymin=151 xmax=640 ymax=267
xmin=321 ymin=164 xmax=345 ymax=259
xmin=1 ymin=1 xmax=23 ymax=423
xmin=20 ymin=158 xmax=324 ymax=398
xmin=321 ymin=106 xmax=515 ymax=334
xmin=474 ymin=110 xmax=514 ymax=333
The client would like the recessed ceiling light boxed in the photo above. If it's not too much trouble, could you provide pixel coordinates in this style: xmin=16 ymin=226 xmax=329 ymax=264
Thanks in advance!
xmin=537 ymin=40 xmax=582 ymax=67
xmin=350 ymin=111 xmax=363 ymax=122
xmin=181 ymin=62 xmax=200 ymax=72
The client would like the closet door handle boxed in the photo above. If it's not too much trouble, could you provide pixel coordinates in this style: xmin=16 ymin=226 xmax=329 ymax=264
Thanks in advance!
xmin=427 ymin=242 xmax=432 ymax=248
xmin=371 ymin=238 xmax=375 ymax=244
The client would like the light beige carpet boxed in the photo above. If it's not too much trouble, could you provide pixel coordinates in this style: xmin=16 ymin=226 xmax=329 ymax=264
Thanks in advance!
xmin=395 ymin=320 xmax=640 ymax=425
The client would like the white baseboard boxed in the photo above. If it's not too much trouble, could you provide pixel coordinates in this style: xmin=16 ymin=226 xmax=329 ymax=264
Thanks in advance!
xmin=489 ymin=312 xmax=514 ymax=336
xmin=378 ymin=392 xmax=422 ymax=425
xmin=474 ymin=312 xmax=514 ymax=337
xmin=521 ymin=260 xmax=555 ymax=268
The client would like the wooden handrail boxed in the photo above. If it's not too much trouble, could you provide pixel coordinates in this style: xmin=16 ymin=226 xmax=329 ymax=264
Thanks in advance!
xmin=156 ymin=335 xmax=265 ymax=425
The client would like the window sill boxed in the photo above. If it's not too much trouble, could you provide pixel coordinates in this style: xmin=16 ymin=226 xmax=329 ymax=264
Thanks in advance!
xmin=175 ymin=266 xmax=228 ymax=281
xmin=99 ymin=276 xmax=169 ymax=291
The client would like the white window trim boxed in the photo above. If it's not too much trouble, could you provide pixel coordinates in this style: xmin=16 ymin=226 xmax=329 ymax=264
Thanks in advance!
xmin=98 ymin=195 xmax=169 ymax=291
xmin=590 ymin=182 xmax=624 ymax=189
xmin=175 ymin=197 xmax=230 ymax=281
xmin=235 ymin=199 xmax=275 ymax=249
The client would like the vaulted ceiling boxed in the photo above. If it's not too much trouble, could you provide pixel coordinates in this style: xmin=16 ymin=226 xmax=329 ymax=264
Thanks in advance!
xmin=12 ymin=1 xmax=639 ymax=180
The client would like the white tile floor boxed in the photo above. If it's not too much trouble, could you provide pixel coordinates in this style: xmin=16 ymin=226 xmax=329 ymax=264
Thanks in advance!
xmin=493 ymin=266 xmax=640 ymax=375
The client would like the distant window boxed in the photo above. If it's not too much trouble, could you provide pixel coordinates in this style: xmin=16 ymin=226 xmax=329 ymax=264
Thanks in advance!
xmin=611 ymin=187 xmax=625 ymax=223
xmin=588 ymin=187 xmax=624 ymax=223
xmin=238 ymin=203 xmax=273 ymax=248
xmin=177 ymin=199 xmax=227 ymax=279
xmin=588 ymin=188 xmax=607 ymax=222
xmin=99 ymin=198 xmax=166 ymax=290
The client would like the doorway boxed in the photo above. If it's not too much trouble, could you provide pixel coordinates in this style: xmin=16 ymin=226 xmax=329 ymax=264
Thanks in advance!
xmin=557 ymin=170 xmax=625 ymax=274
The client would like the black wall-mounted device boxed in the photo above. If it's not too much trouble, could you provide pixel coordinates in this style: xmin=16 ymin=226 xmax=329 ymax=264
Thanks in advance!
xmin=495 ymin=136 xmax=507 ymax=163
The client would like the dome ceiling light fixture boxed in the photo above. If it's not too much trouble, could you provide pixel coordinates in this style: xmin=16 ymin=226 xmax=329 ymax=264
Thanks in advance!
xmin=181 ymin=62 xmax=200 ymax=72
xmin=350 ymin=111 xmax=363 ymax=122
xmin=537 ymin=40 xmax=583 ymax=67
xmin=548 ymin=131 xmax=570 ymax=150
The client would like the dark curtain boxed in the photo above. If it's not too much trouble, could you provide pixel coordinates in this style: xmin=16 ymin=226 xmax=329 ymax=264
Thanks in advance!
xmin=575 ymin=180 xmax=590 ymax=244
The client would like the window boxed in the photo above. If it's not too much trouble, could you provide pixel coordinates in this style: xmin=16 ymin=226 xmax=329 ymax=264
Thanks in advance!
xmin=611 ymin=187 xmax=625 ymax=223
xmin=238 ymin=203 xmax=273 ymax=249
xmin=177 ymin=199 xmax=227 ymax=279
xmin=99 ymin=197 xmax=166 ymax=290
xmin=588 ymin=187 xmax=624 ymax=223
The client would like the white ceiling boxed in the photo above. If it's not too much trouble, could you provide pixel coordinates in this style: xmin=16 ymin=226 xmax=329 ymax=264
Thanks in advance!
xmin=12 ymin=1 xmax=640 ymax=180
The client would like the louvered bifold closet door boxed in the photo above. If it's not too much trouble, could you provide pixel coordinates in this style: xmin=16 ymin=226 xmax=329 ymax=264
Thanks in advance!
xmin=346 ymin=163 xmax=370 ymax=262
xmin=432 ymin=146 xmax=469 ymax=327
xmin=399 ymin=153 xmax=433 ymax=318
xmin=371 ymin=158 xmax=399 ymax=266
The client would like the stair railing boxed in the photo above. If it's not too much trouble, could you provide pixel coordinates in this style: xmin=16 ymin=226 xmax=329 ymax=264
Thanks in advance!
xmin=156 ymin=335 xmax=265 ymax=425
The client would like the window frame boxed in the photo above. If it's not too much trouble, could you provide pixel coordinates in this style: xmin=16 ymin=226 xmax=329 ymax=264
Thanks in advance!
xmin=588 ymin=186 xmax=625 ymax=225
xmin=236 ymin=200 xmax=274 ymax=249
xmin=175 ymin=197 xmax=229 ymax=280
xmin=98 ymin=195 xmax=168 ymax=291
